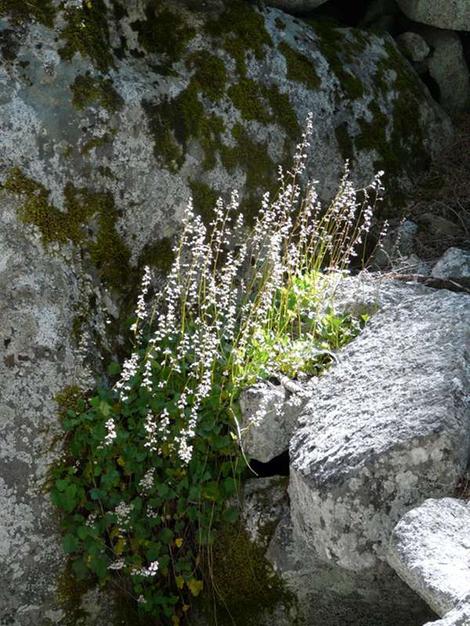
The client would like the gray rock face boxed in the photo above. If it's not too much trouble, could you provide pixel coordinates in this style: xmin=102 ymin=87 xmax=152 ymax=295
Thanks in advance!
xmin=239 ymin=380 xmax=307 ymax=462
xmin=396 ymin=0 xmax=470 ymax=31
xmin=396 ymin=32 xmax=430 ymax=62
xmin=265 ymin=514 xmax=437 ymax=626
xmin=432 ymin=247 xmax=470 ymax=282
xmin=289 ymin=288 xmax=470 ymax=571
xmin=424 ymin=596 xmax=470 ymax=626
xmin=0 ymin=193 xmax=112 ymax=625
xmin=422 ymin=29 xmax=470 ymax=113
xmin=388 ymin=498 xmax=470 ymax=616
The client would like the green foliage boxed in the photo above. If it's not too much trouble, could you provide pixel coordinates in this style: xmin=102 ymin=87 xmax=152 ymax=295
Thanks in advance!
xmin=59 ymin=0 xmax=113 ymax=71
xmin=51 ymin=344 xmax=245 ymax=623
xmin=71 ymin=75 xmax=123 ymax=112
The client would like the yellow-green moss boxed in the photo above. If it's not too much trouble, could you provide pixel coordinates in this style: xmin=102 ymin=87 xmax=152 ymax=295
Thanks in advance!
xmin=0 ymin=0 xmax=56 ymax=27
xmin=131 ymin=1 xmax=195 ymax=65
xmin=279 ymin=41 xmax=321 ymax=91
xmin=186 ymin=51 xmax=228 ymax=102
xmin=4 ymin=169 xmax=131 ymax=291
xmin=80 ymin=134 xmax=113 ymax=155
xmin=71 ymin=75 xmax=123 ymax=112
xmin=206 ymin=0 xmax=271 ymax=76
xmin=202 ymin=522 xmax=293 ymax=626
xmin=55 ymin=385 xmax=86 ymax=422
xmin=59 ymin=0 xmax=113 ymax=72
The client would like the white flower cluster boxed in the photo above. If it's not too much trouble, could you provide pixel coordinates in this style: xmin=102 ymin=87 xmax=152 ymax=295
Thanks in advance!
xmin=132 ymin=560 xmax=159 ymax=577
xmin=112 ymin=113 xmax=383 ymax=464
xmin=138 ymin=468 xmax=155 ymax=495
xmin=114 ymin=501 xmax=132 ymax=532
xmin=104 ymin=418 xmax=117 ymax=445
xmin=108 ymin=558 xmax=126 ymax=571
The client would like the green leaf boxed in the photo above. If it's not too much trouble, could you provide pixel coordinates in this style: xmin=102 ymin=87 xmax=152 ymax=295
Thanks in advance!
xmin=63 ymin=533 xmax=79 ymax=554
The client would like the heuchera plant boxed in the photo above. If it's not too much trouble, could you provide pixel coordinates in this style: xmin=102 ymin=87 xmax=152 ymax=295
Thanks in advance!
xmin=50 ymin=115 xmax=384 ymax=623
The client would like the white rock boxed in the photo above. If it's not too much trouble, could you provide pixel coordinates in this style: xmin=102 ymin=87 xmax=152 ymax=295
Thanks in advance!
xmin=239 ymin=380 xmax=307 ymax=462
xmin=289 ymin=287 xmax=470 ymax=571
xmin=431 ymin=247 xmax=470 ymax=282
xmin=396 ymin=0 xmax=470 ymax=31
xmin=396 ymin=32 xmax=430 ymax=62
xmin=388 ymin=498 xmax=470 ymax=616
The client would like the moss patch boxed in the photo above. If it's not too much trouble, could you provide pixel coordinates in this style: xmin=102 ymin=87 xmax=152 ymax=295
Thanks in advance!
xmin=59 ymin=0 xmax=113 ymax=72
xmin=131 ymin=1 xmax=195 ymax=65
xmin=207 ymin=0 xmax=271 ymax=76
xmin=279 ymin=41 xmax=321 ymax=90
xmin=143 ymin=79 xmax=225 ymax=173
xmin=0 ymin=0 xmax=55 ymax=26
xmin=4 ymin=168 xmax=130 ymax=291
xmin=202 ymin=523 xmax=292 ymax=626
xmin=71 ymin=74 xmax=123 ymax=112
xmin=186 ymin=51 xmax=227 ymax=102
xmin=221 ymin=123 xmax=277 ymax=224
xmin=189 ymin=179 xmax=220 ymax=225
xmin=310 ymin=21 xmax=367 ymax=100
xmin=335 ymin=123 xmax=355 ymax=162
xmin=138 ymin=236 xmax=174 ymax=274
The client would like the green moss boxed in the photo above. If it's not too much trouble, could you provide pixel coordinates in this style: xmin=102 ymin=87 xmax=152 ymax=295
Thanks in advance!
xmin=4 ymin=169 xmax=131 ymax=291
xmin=221 ymin=123 xmax=276 ymax=224
xmin=264 ymin=84 xmax=300 ymax=140
xmin=207 ymin=0 xmax=271 ymax=76
xmin=71 ymin=75 xmax=123 ymax=112
xmin=279 ymin=41 xmax=321 ymax=90
xmin=0 ymin=0 xmax=56 ymax=27
xmin=203 ymin=523 xmax=293 ymax=626
xmin=59 ymin=0 xmax=113 ymax=72
xmin=354 ymin=41 xmax=429 ymax=205
xmin=335 ymin=123 xmax=354 ymax=162
xmin=228 ymin=78 xmax=272 ymax=125
xmin=132 ymin=1 xmax=195 ymax=65
xmin=274 ymin=16 xmax=286 ymax=30
xmin=189 ymin=179 xmax=220 ymax=225
xmin=143 ymin=79 xmax=225 ymax=173
xmin=186 ymin=51 xmax=227 ymax=101
xmin=139 ymin=236 xmax=174 ymax=273
xmin=55 ymin=386 xmax=85 ymax=422
xmin=310 ymin=22 xmax=366 ymax=100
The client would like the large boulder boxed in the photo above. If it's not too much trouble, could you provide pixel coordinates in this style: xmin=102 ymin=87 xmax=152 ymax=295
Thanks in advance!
xmin=431 ymin=247 xmax=470 ymax=284
xmin=0 ymin=0 xmax=454 ymax=622
xmin=396 ymin=0 xmax=470 ymax=31
xmin=424 ymin=596 xmax=470 ymax=626
xmin=388 ymin=498 xmax=470 ymax=616
xmin=422 ymin=29 xmax=470 ymax=114
xmin=290 ymin=287 xmax=470 ymax=571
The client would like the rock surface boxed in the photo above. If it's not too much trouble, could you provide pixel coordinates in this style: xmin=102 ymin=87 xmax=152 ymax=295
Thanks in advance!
xmin=290 ymin=287 xmax=470 ymax=571
xmin=431 ymin=247 xmax=470 ymax=283
xmin=388 ymin=498 xmax=470 ymax=616
xmin=239 ymin=379 xmax=307 ymax=462
xmin=396 ymin=0 xmax=470 ymax=31
xmin=422 ymin=29 xmax=470 ymax=113
xmin=396 ymin=32 xmax=430 ymax=62
xmin=424 ymin=596 xmax=470 ymax=626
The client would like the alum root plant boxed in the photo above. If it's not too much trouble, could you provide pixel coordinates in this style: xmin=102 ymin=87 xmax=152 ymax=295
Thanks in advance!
xmin=51 ymin=115 xmax=383 ymax=623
